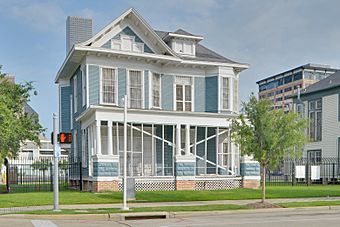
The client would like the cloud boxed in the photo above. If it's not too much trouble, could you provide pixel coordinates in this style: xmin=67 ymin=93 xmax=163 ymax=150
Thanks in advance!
xmin=7 ymin=1 xmax=65 ymax=33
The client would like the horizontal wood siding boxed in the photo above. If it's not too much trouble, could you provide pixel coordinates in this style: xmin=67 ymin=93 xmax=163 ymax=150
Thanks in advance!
xmin=161 ymin=74 xmax=174 ymax=110
xmin=205 ymin=76 xmax=218 ymax=113
xmin=194 ymin=77 xmax=206 ymax=112
xmin=88 ymin=65 xmax=100 ymax=105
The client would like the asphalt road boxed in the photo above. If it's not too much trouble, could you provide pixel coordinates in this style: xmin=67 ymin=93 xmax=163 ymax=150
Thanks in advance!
xmin=1 ymin=208 xmax=340 ymax=227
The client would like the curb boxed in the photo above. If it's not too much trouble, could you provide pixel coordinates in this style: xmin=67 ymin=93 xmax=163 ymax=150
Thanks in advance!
xmin=2 ymin=205 xmax=340 ymax=221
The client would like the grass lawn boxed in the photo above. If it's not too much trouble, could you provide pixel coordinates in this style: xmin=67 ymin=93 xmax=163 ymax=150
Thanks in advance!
xmin=1 ymin=185 xmax=340 ymax=208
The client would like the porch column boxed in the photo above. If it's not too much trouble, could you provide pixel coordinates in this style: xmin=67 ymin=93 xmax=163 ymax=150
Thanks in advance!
xmin=107 ymin=121 xmax=113 ymax=155
xmin=176 ymin=124 xmax=181 ymax=156
xmin=96 ymin=120 xmax=101 ymax=155
xmin=185 ymin=124 xmax=190 ymax=156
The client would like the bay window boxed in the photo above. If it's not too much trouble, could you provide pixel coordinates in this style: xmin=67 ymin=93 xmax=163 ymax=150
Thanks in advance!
xmin=221 ymin=77 xmax=230 ymax=110
xmin=175 ymin=76 xmax=192 ymax=111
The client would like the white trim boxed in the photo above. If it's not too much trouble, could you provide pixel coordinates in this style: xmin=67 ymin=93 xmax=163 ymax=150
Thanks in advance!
xmin=73 ymin=75 xmax=77 ymax=113
xmin=70 ymin=94 xmax=73 ymax=129
xmin=167 ymin=33 xmax=203 ymax=41
xmin=86 ymin=64 xmax=90 ymax=108
xmin=220 ymin=75 xmax=232 ymax=111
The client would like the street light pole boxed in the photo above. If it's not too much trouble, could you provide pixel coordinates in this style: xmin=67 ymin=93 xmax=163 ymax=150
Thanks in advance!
xmin=53 ymin=113 xmax=60 ymax=211
xmin=122 ymin=95 xmax=129 ymax=210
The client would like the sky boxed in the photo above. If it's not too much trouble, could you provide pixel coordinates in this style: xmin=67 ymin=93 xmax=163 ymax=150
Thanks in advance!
xmin=0 ymin=0 xmax=340 ymax=133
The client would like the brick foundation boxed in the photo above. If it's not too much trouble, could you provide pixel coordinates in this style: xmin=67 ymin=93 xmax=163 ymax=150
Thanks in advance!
xmin=176 ymin=180 xmax=195 ymax=190
xmin=92 ymin=180 xmax=119 ymax=192
xmin=242 ymin=179 xmax=260 ymax=189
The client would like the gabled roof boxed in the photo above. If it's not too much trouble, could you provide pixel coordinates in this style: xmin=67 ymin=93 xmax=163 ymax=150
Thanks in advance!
xmin=301 ymin=71 xmax=340 ymax=95
xmin=78 ymin=8 xmax=177 ymax=56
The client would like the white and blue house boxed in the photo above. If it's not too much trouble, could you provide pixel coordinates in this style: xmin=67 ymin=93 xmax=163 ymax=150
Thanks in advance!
xmin=55 ymin=8 xmax=250 ymax=191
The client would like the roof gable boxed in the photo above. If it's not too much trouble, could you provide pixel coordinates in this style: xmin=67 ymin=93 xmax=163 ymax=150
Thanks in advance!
xmin=79 ymin=8 xmax=176 ymax=56
xmin=302 ymin=71 xmax=340 ymax=95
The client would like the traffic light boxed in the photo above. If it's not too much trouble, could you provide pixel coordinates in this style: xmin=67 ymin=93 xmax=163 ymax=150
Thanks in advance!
xmin=51 ymin=132 xmax=73 ymax=144
xmin=59 ymin=132 xmax=72 ymax=144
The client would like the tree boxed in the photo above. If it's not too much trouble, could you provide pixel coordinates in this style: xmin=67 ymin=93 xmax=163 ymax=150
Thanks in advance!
xmin=0 ymin=65 xmax=44 ymax=160
xmin=231 ymin=94 xmax=308 ymax=203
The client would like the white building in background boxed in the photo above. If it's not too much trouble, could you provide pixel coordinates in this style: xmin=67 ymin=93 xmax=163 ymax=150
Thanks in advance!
xmin=66 ymin=16 xmax=93 ymax=53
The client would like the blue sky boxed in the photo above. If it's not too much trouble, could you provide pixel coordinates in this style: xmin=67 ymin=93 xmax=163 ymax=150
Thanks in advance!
xmin=0 ymin=0 xmax=340 ymax=133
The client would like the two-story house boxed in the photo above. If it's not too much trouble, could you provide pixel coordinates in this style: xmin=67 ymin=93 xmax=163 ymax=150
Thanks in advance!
xmin=293 ymin=71 xmax=340 ymax=161
xmin=55 ymin=8 xmax=248 ymax=192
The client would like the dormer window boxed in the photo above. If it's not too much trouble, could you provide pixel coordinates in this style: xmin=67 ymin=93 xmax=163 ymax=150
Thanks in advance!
xmin=173 ymin=39 xmax=195 ymax=56
xmin=112 ymin=34 xmax=144 ymax=53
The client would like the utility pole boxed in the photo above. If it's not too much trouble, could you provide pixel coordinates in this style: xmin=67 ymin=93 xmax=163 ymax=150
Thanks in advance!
xmin=122 ymin=95 xmax=129 ymax=210
xmin=53 ymin=113 xmax=61 ymax=211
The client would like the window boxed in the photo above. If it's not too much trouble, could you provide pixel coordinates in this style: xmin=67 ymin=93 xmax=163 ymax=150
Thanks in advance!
xmin=293 ymin=72 xmax=303 ymax=81
xmin=73 ymin=76 xmax=77 ymax=113
xmin=82 ymin=68 xmax=86 ymax=107
xmin=309 ymin=99 xmax=322 ymax=142
xmin=122 ymin=36 xmax=133 ymax=51
xmin=221 ymin=77 xmax=230 ymax=110
xmin=175 ymin=76 xmax=192 ymax=111
xmin=152 ymin=73 xmax=161 ymax=108
xmin=129 ymin=70 xmax=143 ymax=109
xmin=307 ymin=150 xmax=321 ymax=164
xmin=82 ymin=129 xmax=87 ymax=167
xmin=101 ymin=68 xmax=117 ymax=104
xmin=284 ymin=75 xmax=293 ymax=84
xmin=277 ymin=78 xmax=284 ymax=86
xmin=233 ymin=78 xmax=238 ymax=112
xmin=284 ymin=87 xmax=292 ymax=92
xmin=174 ymin=40 xmax=194 ymax=55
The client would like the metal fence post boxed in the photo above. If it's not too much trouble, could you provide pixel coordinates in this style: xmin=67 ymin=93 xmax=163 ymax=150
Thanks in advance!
xmin=79 ymin=161 xmax=82 ymax=191
xmin=50 ymin=162 xmax=53 ymax=192
xmin=5 ymin=158 xmax=10 ymax=193
xmin=332 ymin=163 xmax=335 ymax=185
xmin=292 ymin=161 xmax=296 ymax=186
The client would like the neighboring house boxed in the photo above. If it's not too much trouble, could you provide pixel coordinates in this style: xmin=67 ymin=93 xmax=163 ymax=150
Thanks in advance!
xmin=55 ymin=8 xmax=249 ymax=192
xmin=257 ymin=64 xmax=338 ymax=113
xmin=292 ymin=71 xmax=340 ymax=160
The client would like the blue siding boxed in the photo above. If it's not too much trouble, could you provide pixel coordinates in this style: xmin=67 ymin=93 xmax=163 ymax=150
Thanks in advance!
xmin=196 ymin=127 xmax=206 ymax=175
xmin=194 ymin=77 xmax=206 ymax=112
xmin=205 ymin=76 xmax=218 ymax=113
xmin=144 ymin=70 xmax=149 ymax=109
xmin=118 ymin=68 xmax=127 ymax=106
xmin=88 ymin=65 xmax=100 ymax=105
xmin=161 ymin=75 xmax=174 ymax=110
xmin=101 ymin=40 xmax=111 ymax=48
xmin=60 ymin=86 xmax=71 ymax=132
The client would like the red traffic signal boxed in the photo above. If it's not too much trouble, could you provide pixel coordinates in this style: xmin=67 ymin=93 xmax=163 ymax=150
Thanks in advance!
xmin=59 ymin=132 xmax=72 ymax=144
xmin=51 ymin=132 xmax=73 ymax=144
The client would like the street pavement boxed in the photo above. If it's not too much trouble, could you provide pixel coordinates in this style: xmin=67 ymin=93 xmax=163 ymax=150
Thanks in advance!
xmin=1 ymin=207 xmax=340 ymax=226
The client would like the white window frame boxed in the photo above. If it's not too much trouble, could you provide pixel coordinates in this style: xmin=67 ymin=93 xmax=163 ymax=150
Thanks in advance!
xmin=220 ymin=76 xmax=231 ymax=111
xmin=99 ymin=66 xmax=118 ymax=105
xmin=82 ymin=129 xmax=87 ymax=167
xmin=127 ymin=69 xmax=144 ymax=109
xmin=73 ymin=76 xmax=77 ymax=113
xmin=152 ymin=73 xmax=161 ymax=109
xmin=174 ymin=76 xmax=194 ymax=112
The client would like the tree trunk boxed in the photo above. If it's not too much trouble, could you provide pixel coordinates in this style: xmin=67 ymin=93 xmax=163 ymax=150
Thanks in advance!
xmin=261 ymin=165 xmax=266 ymax=203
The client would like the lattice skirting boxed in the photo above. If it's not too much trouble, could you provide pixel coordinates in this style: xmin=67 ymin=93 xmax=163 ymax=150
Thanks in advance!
xmin=118 ymin=180 xmax=176 ymax=191
xmin=116 ymin=178 xmax=242 ymax=191
xmin=195 ymin=179 xmax=242 ymax=190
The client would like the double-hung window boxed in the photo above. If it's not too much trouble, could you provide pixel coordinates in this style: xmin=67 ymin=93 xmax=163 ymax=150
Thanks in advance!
xmin=309 ymin=99 xmax=322 ymax=142
xmin=101 ymin=68 xmax=117 ymax=105
xmin=129 ymin=70 xmax=143 ymax=109
xmin=152 ymin=73 xmax=161 ymax=108
xmin=221 ymin=77 xmax=230 ymax=110
xmin=175 ymin=76 xmax=192 ymax=111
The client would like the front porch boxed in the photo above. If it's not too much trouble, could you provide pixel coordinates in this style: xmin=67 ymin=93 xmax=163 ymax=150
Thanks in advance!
xmin=78 ymin=107 xmax=241 ymax=191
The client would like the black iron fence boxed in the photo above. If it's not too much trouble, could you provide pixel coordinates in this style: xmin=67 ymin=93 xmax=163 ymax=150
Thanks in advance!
xmin=266 ymin=158 xmax=340 ymax=186
xmin=0 ymin=157 xmax=82 ymax=193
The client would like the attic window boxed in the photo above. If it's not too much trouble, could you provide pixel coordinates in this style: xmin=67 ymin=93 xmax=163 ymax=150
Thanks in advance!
xmin=112 ymin=34 xmax=144 ymax=53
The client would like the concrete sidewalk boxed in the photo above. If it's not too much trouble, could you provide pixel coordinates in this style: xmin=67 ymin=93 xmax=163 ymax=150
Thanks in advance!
xmin=1 ymin=196 xmax=340 ymax=214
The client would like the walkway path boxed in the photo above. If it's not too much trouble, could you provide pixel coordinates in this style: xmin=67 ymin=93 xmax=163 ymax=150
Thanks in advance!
xmin=1 ymin=196 xmax=340 ymax=214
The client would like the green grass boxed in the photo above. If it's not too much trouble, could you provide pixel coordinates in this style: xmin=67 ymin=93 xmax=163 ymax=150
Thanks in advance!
xmin=1 ymin=185 xmax=340 ymax=208
xmin=279 ymin=200 xmax=340 ymax=208
xmin=19 ymin=204 xmax=249 ymax=215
